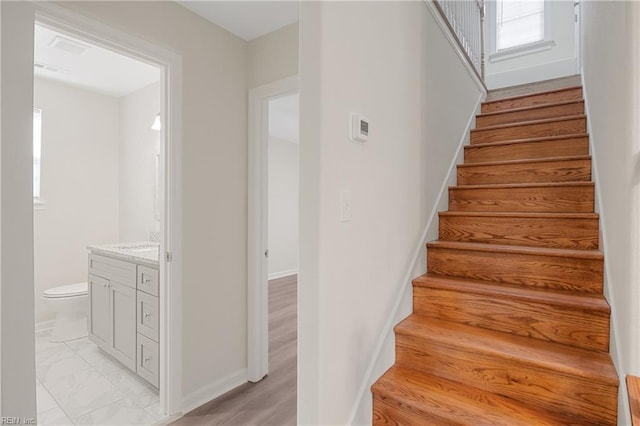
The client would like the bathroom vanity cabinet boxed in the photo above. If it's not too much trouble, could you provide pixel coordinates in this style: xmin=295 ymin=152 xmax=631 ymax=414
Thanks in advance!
xmin=87 ymin=245 xmax=160 ymax=388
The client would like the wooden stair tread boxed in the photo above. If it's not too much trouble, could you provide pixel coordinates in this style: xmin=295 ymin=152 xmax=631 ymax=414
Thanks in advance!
xmin=395 ymin=315 xmax=618 ymax=385
xmin=427 ymin=240 xmax=603 ymax=260
xmin=439 ymin=211 xmax=599 ymax=219
xmin=477 ymin=99 xmax=584 ymax=118
xmin=471 ymin=114 xmax=587 ymax=133
xmin=373 ymin=365 xmax=583 ymax=426
xmin=457 ymin=155 xmax=590 ymax=169
xmin=413 ymin=273 xmax=609 ymax=312
xmin=465 ymin=133 xmax=589 ymax=149
xmin=482 ymin=85 xmax=583 ymax=107
xmin=451 ymin=181 xmax=594 ymax=190
xmin=626 ymin=375 xmax=640 ymax=425
xmin=374 ymin=82 xmax=617 ymax=424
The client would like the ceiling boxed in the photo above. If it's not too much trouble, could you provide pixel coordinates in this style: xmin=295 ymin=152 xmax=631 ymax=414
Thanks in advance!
xmin=177 ymin=1 xmax=299 ymax=41
xmin=269 ymin=94 xmax=299 ymax=143
xmin=34 ymin=25 xmax=160 ymax=98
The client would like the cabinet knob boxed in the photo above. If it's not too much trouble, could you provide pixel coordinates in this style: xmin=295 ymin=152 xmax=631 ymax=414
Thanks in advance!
xmin=144 ymin=312 xmax=152 ymax=318
xmin=144 ymin=356 xmax=152 ymax=363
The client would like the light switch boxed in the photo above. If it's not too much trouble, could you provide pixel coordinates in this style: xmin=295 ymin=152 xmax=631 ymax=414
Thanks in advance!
xmin=340 ymin=190 xmax=351 ymax=222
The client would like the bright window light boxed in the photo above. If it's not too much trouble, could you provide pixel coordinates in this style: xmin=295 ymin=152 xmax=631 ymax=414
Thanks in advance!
xmin=33 ymin=108 xmax=42 ymax=200
xmin=496 ymin=0 xmax=545 ymax=51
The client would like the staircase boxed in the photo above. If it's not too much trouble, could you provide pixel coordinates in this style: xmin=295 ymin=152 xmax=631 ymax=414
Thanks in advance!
xmin=371 ymin=84 xmax=619 ymax=425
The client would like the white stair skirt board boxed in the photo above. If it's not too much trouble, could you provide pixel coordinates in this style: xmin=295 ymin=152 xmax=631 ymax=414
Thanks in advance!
xmin=268 ymin=270 xmax=298 ymax=281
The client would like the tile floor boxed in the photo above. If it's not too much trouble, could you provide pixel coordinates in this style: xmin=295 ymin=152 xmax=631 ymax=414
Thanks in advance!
xmin=35 ymin=330 xmax=163 ymax=425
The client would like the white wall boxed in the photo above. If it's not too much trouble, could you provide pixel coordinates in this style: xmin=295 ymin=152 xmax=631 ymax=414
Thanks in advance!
xmin=298 ymin=2 xmax=483 ymax=424
xmin=119 ymin=81 xmax=160 ymax=242
xmin=57 ymin=1 xmax=249 ymax=406
xmin=248 ymin=22 xmax=298 ymax=89
xmin=250 ymin=21 xmax=300 ymax=279
xmin=485 ymin=0 xmax=577 ymax=89
xmin=0 ymin=1 xmax=36 ymax=418
xmin=267 ymin=136 xmax=298 ymax=278
xmin=581 ymin=1 xmax=640 ymax=423
xmin=33 ymin=77 xmax=120 ymax=324
xmin=0 ymin=0 xmax=248 ymax=413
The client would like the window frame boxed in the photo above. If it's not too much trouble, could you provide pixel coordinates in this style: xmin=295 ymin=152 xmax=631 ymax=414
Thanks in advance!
xmin=487 ymin=0 xmax=555 ymax=63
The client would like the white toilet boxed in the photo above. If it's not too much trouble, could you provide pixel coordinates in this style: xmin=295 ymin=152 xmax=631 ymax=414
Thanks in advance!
xmin=43 ymin=282 xmax=89 ymax=342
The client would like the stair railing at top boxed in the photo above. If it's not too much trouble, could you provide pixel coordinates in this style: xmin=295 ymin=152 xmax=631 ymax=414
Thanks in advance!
xmin=433 ymin=0 xmax=485 ymax=84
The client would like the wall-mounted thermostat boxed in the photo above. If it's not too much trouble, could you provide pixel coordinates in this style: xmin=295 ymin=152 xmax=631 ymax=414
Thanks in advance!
xmin=350 ymin=113 xmax=369 ymax=144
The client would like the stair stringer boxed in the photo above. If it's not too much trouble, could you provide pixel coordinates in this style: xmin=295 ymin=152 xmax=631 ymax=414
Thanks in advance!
xmin=581 ymin=71 xmax=630 ymax=426
xmin=347 ymin=93 xmax=484 ymax=425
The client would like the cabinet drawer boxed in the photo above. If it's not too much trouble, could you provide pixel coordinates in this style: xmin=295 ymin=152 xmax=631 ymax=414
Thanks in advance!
xmin=137 ymin=333 xmax=159 ymax=388
xmin=137 ymin=291 xmax=159 ymax=342
xmin=89 ymin=254 xmax=136 ymax=289
xmin=137 ymin=265 xmax=159 ymax=296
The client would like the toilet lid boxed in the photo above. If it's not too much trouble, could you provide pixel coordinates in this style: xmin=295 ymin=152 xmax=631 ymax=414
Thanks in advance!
xmin=43 ymin=282 xmax=88 ymax=298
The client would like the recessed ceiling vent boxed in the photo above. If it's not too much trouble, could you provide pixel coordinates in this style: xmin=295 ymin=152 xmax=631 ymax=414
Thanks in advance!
xmin=48 ymin=35 xmax=91 ymax=55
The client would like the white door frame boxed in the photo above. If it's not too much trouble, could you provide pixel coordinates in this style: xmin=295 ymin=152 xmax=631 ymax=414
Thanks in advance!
xmin=32 ymin=4 xmax=183 ymax=417
xmin=247 ymin=75 xmax=298 ymax=382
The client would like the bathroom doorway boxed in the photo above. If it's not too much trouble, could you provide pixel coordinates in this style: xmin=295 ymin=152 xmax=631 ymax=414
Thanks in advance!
xmin=30 ymin=6 xmax=182 ymax=423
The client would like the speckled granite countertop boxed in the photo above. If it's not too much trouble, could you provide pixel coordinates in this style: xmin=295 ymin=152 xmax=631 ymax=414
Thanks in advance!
xmin=87 ymin=242 xmax=159 ymax=267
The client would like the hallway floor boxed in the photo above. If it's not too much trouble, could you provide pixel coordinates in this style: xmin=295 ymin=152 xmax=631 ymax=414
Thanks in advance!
xmin=35 ymin=330 xmax=162 ymax=425
xmin=174 ymin=275 xmax=297 ymax=425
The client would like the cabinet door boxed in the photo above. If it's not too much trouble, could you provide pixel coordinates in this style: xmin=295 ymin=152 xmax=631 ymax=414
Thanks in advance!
xmin=88 ymin=274 xmax=110 ymax=351
xmin=109 ymin=281 xmax=137 ymax=371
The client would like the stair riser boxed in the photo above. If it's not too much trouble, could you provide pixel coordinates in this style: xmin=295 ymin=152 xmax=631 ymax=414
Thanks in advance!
xmin=427 ymin=247 xmax=603 ymax=293
xmin=471 ymin=117 xmax=587 ymax=144
xmin=482 ymin=88 xmax=583 ymax=113
xmin=413 ymin=287 xmax=610 ymax=352
xmin=457 ymin=158 xmax=591 ymax=185
xmin=449 ymin=185 xmax=594 ymax=213
xmin=438 ymin=215 xmax=599 ymax=250
xmin=395 ymin=336 xmax=617 ymax=425
xmin=477 ymin=102 xmax=585 ymax=128
xmin=464 ymin=137 xmax=589 ymax=163
xmin=373 ymin=395 xmax=453 ymax=426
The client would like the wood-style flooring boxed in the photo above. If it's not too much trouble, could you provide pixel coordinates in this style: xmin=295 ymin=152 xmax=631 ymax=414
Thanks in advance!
xmin=172 ymin=275 xmax=297 ymax=425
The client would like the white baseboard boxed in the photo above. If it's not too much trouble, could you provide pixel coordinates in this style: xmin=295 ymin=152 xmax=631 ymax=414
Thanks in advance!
xmin=180 ymin=368 xmax=247 ymax=414
xmin=268 ymin=269 xmax=298 ymax=280
xmin=486 ymin=57 xmax=578 ymax=90
xmin=35 ymin=319 xmax=55 ymax=333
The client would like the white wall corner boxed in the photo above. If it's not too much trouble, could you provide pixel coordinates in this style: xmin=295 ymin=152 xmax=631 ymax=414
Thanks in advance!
xmin=180 ymin=368 xmax=247 ymax=415
xmin=580 ymin=71 xmax=630 ymax=426
xmin=347 ymin=94 xmax=483 ymax=425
